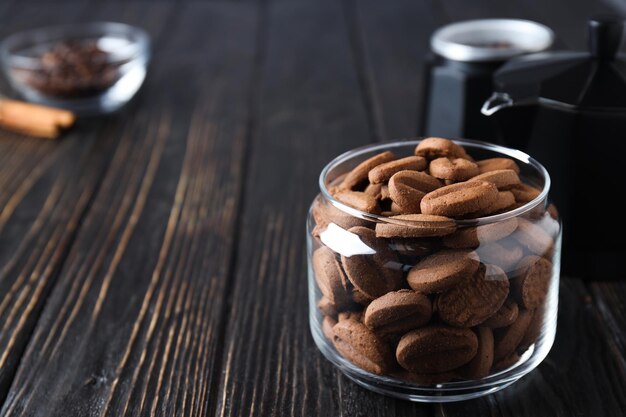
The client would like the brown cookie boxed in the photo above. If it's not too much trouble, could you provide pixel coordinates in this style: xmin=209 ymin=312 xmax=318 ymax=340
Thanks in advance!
xmin=443 ymin=217 xmax=518 ymax=249
xmin=368 ymin=156 xmax=427 ymax=184
xmin=483 ymin=300 xmax=519 ymax=328
xmin=476 ymin=240 xmax=524 ymax=273
xmin=332 ymin=318 xmax=395 ymax=374
xmin=352 ymin=287 xmax=373 ymax=306
xmin=339 ymin=310 xmax=364 ymax=322
xmin=318 ymin=297 xmax=338 ymax=317
xmin=518 ymin=307 xmax=544 ymax=353
xmin=334 ymin=190 xmax=381 ymax=214
xmin=436 ymin=264 xmax=509 ymax=327
xmin=388 ymin=170 xmax=442 ymax=214
xmin=470 ymin=191 xmax=516 ymax=217
xmin=364 ymin=290 xmax=432 ymax=335
xmin=380 ymin=185 xmax=391 ymax=200
xmin=421 ymin=180 xmax=499 ymax=218
xmin=415 ymin=137 xmax=470 ymax=160
xmin=429 ymin=157 xmax=479 ymax=181
xmin=459 ymin=327 xmax=494 ymax=380
xmin=512 ymin=218 xmax=554 ymax=256
xmin=512 ymin=255 xmax=553 ymax=309
xmin=375 ymin=214 xmax=456 ymax=238
xmin=323 ymin=316 xmax=337 ymax=341
xmin=312 ymin=246 xmax=351 ymax=307
xmin=477 ymin=157 xmax=520 ymax=174
xmin=363 ymin=182 xmax=383 ymax=199
xmin=469 ymin=169 xmax=520 ymax=190
xmin=407 ymin=250 xmax=480 ymax=293
xmin=312 ymin=198 xmax=368 ymax=231
xmin=493 ymin=308 xmax=533 ymax=360
xmin=396 ymin=325 xmax=478 ymax=374
xmin=511 ymin=183 xmax=541 ymax=204
xmin=340 ymin=151 xmax=396 ymax=191
xmin=492 ymin=353 xmax=520 ymax=371
xmin=388 ymin=238 xmax=438 ymax=257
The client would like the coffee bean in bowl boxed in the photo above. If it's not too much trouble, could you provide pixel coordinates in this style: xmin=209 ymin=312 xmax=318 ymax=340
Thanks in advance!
xmin=307 ymin=138 xmax=561 ymax=402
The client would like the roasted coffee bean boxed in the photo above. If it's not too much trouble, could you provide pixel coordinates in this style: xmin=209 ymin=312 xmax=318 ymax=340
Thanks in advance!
xmin=388 ymin=170 xmax=441 ymax=214
xmin=364 ymin=290 xmax=432 ymax=335
xmin=459 ymin=327 xmax=494 ymax=380
xmin=469 ymin=169 xmax=520 ymax=190
xmin=333 ymin=318 xmax=395 ymax=374
xmin=396 ymin=325 xmax=478 ymax=374
xmin=483 ymin=300 xmax=519 ymax=328
xmin=429 ymin=157 xmax=479 ymax=181
xmin=375 ymin=214 xmax=456 ymax=238
xmin=437 ymin=264 xmax=509 ymax=327
xmin=477 ymin=157 xmax=520 ymax=174
xmin=334 ymin=190 xmax=381 ymax=214
xmin=368 ymin=156 xmax=427 ymax=184
xmin=443 ymin=218 xmax=518 ymax=249
xmin=493 ymin=308 xmax=533 ymax=360
xmin=415 ymin=137 xmax=471 ymax=160
xmin=340 ymin=151 xmax=395 ymax=190
xmin=407 ymin=250 xmax=480 ymax=293
xmin=421 ymin=181 xmax=499 ymax=217
xmin=512 ymin=255 xmax=553 ymax=309
xmin=312 ymin=247 xmax=351 ymax=307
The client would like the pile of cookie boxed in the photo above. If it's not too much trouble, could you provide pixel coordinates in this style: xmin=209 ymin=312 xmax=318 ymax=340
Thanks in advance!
xmin=311 ymin=138 xmax=558 ymax=383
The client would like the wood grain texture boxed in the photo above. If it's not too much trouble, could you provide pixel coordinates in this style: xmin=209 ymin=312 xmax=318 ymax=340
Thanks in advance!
xmin=0 ymin=2 xmax=260 ymax=416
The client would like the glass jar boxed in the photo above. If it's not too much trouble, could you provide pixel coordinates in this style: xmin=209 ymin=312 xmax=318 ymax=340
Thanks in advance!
xmin=306 ymin=139 xmax=561 ymax=402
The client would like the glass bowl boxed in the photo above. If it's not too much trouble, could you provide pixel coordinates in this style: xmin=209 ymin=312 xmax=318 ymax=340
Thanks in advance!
xmin=307 ymin=138 xmax=561 ymax=402
xmin=0 ymin=22 xmax=150 ymax=115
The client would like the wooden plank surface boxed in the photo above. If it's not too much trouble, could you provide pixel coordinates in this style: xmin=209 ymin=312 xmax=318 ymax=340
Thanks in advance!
xmin=0 ymin=0 xmax=624 ymax=416
xmin=0 ymin=2 xmax=260 ymax=416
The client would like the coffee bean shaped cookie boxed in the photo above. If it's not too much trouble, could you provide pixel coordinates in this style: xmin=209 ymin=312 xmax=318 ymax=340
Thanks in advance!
xmin=459 ymin=327 xmax=494 ymax=380
xmin=364 ymin=290 xmax=432 ymax=335
xmin=437 ymin=264 xmax=509 ymax=327
xmin=493 ymin=308 xmax=533 ymax=360
xmin=352 ymin=287 xmax=373 ymax=306
xmin=511 ymin=183 xmax=541 ymax=204
xmin=368 ymin=156 xmax=427 ymax=184
xmin=421 ymin=180 xmax=498 ymax=217
xmin=483 ymin=299 xmax=519 ymax=328
xmin=407 ymin=250 xmax=480 ymax=293
xmin=471 ymin=191 xmax=516 ymax=217
xmin=388 ymin=238 xmax=438 ymax=258
xmin=363 ymin=182 xmax=383 ymax=199
xmin=339 ymin=310 xmax=364 ymax=322
xmin=396 ymin=325 xmax=478 ymax=374
xmin=415 ymin=137 xmax=470 ymax=160
xmin=332 ymin=318 xmax=395 ymax=374
xmin=443 ymin=217 xmax=518 ymax=249
xmin=518 ymin=307 xmax=544 ymax=353
xmin=340 ymin=151 xmax=396 ymax=191
xmin=388 ymin=170 xmax=442 ymax=214
xmin=323 ymin=316 xmax=337 ymax=341
xmin=477 ymin=157 xmax=520 ymax=174
xmin=492 ymin=353 xmax=521 ymax=372
xmin=375 ymin=214 xmax=456 ymax=238
xmin=318 ymin=297 xmax=338 ymax=317
xmin=512 ymin=218 xmax=554 ymax=256
xmin=468 ymin=169 xmax=520 ymax=190
xmin=429 ymin=157 xmax=479 ymax=181
xmin=334 ymin=190 xmax=381 ymax=214
xmin=512 ymin=255 xmax=553 ymax=309
xmin=312 ymin=198 xmax=368 ymax=231
xmin=312 ymin=246 xmax=351 ymax=308
xmin=476 ymin=241 xmax=523 ymax=272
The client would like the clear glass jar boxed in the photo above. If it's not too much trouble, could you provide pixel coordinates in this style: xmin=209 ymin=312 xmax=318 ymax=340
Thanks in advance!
xmin=306 ymin=139 xmax=561 ymax=402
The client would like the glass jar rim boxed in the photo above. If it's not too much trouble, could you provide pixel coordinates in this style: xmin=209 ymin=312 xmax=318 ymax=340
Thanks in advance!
xmin=318 ymin=138 xmax=552 ymax=227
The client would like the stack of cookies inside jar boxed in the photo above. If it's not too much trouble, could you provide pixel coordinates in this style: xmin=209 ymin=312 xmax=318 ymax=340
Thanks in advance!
xmin=310 ymin=138 xmax=560 ymax=384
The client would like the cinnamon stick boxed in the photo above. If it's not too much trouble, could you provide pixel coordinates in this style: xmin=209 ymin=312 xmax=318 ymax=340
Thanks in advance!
xmin=0 ymin=99 xmax=76 ymax=139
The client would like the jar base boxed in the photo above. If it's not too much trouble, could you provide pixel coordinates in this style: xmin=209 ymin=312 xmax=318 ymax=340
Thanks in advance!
xmin=310 ymin=312 xmax=555 ymax=403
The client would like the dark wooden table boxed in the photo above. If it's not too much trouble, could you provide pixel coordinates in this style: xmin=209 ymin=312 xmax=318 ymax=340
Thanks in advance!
xmin=0 ymin=0 xmax=625 ymax=416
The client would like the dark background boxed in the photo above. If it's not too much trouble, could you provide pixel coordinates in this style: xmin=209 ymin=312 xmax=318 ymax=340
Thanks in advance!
xmin=0 ymin=0 xmax=625 ymax=416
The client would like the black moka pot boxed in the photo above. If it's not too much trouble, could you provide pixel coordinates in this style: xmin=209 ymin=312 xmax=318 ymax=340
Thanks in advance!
xmin=482 ymin=16 xmax=626 ymax=278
